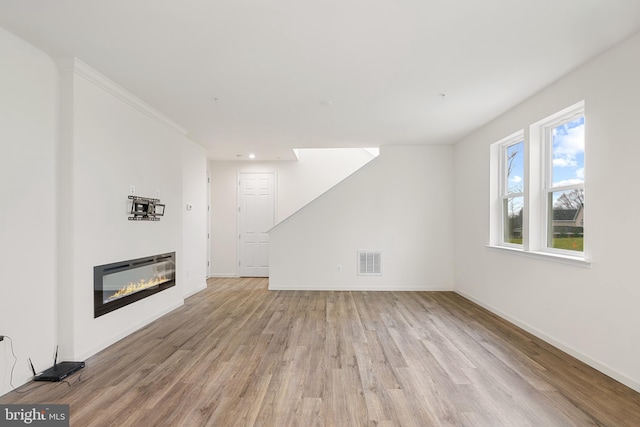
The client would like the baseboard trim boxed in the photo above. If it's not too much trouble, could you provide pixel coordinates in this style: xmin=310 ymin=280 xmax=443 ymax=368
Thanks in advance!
xmin=75 ymin=300 xmax=184 ymax=361
xmin=183 ymin=283 xmax=207 ymax=299
xmin=268 ymin=284 xmax=453 ymax=291
xmin=455 ymin=289 xmax=640 ymax=394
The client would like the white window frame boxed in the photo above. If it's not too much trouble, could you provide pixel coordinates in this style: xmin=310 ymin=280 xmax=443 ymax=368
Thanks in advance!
xmin=497 ymin=131 xmax=525 ymax=248
xmin=489 ymin=101 xmax=589 ymax=266
xmin=540 ymin=104 xmax=585 ymax=256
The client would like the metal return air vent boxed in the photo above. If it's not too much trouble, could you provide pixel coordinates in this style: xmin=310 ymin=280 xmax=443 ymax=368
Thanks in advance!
xmin=358 ymin=251 xmax=382 ymax=276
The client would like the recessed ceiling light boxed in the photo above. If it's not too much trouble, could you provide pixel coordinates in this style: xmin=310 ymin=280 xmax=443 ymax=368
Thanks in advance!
xmin=248 ymin=153 xmax=256 ymax=159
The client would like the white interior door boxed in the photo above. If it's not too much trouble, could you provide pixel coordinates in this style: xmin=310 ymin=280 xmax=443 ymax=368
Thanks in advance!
xmin=238 ymin=172 xmax=275 ymax=277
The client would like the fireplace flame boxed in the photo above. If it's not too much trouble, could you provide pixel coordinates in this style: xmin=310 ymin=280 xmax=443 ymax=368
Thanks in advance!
xmin=104 ymin=275 xmax=170 ymax=303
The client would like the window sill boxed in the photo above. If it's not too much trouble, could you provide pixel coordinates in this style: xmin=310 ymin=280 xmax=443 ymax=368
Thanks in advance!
xmin=485 ymin=245 xmax=592 ymax=268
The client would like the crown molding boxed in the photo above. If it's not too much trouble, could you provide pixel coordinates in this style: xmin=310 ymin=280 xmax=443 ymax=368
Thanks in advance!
xmin=56 ymin=58 xmax=188 ymax=136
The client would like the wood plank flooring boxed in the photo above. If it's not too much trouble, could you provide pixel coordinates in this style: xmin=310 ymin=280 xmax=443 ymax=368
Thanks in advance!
xmin=2 ymin=277 xmax=640 ymax=426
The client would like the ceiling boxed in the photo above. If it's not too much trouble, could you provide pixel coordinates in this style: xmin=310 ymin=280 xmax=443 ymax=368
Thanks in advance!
xmin=1 ymin=1 xmax=639 ymax=160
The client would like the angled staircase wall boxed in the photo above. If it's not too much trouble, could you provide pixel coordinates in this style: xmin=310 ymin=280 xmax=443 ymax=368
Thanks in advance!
xmin=269 ymin=145 xmax=455 ymax=290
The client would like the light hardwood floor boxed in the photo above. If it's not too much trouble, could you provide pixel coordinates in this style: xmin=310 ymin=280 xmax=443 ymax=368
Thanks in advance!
xmin=2 ymin=277 xmax=640 ymax=426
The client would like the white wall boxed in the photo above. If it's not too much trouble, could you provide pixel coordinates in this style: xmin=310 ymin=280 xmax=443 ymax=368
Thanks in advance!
xmin=0 ymin=44 xmax=208 ymax=396
xmin=0 ymin=27 xmax=59 ymax=396
xmin=56 ymin=61 xmax=203 ymax=361
xmin=209 ymin=148 xmax=375 ymax=276
xmin=182 ymin=140 xmax=208 ymax=297
xmin=453 ymin=31 xmax=640 ymax=392
xmin=270 ymin=145 xmax=454 ymax=290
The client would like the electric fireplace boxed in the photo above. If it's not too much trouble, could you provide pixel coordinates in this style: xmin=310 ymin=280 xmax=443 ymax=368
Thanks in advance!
xmin=94 ymin=252 xmax=176 ymax=318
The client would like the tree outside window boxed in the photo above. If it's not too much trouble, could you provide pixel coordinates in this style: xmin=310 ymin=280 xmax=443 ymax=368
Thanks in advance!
xmin=502 ymin=139 xmax=524 ymax=245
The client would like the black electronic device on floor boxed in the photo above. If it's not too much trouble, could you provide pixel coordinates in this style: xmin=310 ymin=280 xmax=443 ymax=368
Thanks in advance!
xmin=30 ymin=346 xmax=85 ymax=382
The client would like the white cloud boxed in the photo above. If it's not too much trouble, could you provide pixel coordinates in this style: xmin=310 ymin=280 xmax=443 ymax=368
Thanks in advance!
xmin=576 ymin=167 xmax=584 ymax=179
xmin=510 ymin=175 xmax=522 ymax=183
xmin=553 ymin=158 xmax=576 ymax=167
xmin=553 ymin=122 xmax=584 ymax=167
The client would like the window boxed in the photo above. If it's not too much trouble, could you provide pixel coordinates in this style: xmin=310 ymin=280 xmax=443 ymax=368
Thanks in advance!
xmin=544 ymin=113 xmax=585 ymax=253
xmin=490 ymin=101 xmax=586 ymax=261
xmin=499 ymin=133 xmax=524 ymax=246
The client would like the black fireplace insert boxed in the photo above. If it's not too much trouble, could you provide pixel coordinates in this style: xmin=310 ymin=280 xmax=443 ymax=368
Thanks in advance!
xmin=94 ymin=252 xmax=176 ymax=318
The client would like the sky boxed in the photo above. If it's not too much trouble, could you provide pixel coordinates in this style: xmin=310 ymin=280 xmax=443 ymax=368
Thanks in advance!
xmin=506 ymin=141 xmax=524 ymax=215
xmin=504 ymin=115 xmax=584 ymax=216
xmin=552 ymin=115 xmax=585 ymax=187
xmin=507 ymin=141 xmax=524 ymax=195
xmin=506 ymin=115 xmax=585 ymax=194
